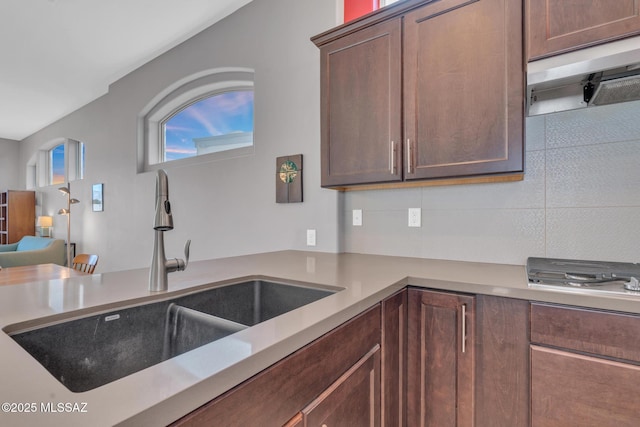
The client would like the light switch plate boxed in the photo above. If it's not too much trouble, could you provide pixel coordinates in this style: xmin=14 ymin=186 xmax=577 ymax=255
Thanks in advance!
xmin=408 ymin=208 xmax=421 ymax=227
xmin=306 ymin=229 xmax=317 ymax=246
xmin=353 ymin=209 xmax=363 ymax=226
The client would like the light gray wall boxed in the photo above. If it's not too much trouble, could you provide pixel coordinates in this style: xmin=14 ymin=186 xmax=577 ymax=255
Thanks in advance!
xmin=19 ymin=0 xmax=340 ymax=273
xmin=0 ymin=138 xmax=19 ymax=190
xmin=342 ymin=100 xmax=640 ymax=265
xmin=18 ymin=0 xmax=640 ymax=272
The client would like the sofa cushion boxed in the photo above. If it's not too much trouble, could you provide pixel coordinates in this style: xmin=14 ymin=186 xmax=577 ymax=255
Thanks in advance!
xmin=16 ymin=236 xmax=55 ymax=251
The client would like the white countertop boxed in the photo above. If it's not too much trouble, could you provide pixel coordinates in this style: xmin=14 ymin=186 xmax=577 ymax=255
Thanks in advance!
xmin=1 ymin=251 xmax=639 ymax=426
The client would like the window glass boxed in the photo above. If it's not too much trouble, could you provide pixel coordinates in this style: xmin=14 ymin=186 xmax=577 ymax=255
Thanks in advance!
xmin=162 ymin=90 xmax=254 ymax=162
xmin=78 ymin=143 xmax=85 ymax=180
xmin=50 ymin=144 xmax=65 ymax=185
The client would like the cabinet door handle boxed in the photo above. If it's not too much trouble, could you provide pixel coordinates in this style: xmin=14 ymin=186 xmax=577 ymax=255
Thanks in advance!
xmin=461 ymin=303 xmax=467 ymax=354
xmin=390 ymin=140 xmax=397 ymax=175
xmin=406 ymin=139 xmax=413 ymax=174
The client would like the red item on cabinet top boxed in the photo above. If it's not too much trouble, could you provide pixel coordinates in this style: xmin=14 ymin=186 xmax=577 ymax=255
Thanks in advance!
xmin=344 ymin=0 xmax=379 ymax=23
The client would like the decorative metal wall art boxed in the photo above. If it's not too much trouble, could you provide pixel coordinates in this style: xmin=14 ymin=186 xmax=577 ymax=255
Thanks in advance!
xmin=276 ymin=154 xmax=303 ymax=203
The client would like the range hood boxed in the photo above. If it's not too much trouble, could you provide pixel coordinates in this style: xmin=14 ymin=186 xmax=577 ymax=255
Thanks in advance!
xmin=527 ymin=36 xmax=640 ymax=116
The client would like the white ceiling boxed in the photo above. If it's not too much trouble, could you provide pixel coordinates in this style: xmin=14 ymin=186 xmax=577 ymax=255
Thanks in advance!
xmin=0 ymin=0 xmax=253 ymax=141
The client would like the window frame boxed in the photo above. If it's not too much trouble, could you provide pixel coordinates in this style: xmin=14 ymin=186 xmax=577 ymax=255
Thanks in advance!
xmin=138 ymin=69 xmax=255 ymax=173
xmin=26 ymin=138 xmax=84 ymax=189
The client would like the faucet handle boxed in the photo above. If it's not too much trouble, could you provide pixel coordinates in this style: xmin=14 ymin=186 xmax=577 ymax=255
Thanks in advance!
xmin=183 ymin=239 xmax=191 ymax=269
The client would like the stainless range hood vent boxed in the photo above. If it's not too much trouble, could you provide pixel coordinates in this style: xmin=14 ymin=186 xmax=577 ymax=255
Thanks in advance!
xmin=527 ymin=36 xmax=640 ymax=116
xmin=592 ymin=73 xmax=640 ymax=106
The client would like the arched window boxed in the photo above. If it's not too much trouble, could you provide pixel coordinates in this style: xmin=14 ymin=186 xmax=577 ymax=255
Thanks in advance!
xmin=139 ymin=69 xmax=255 ymax=172
xmin=162 ymin=90 xmax=253 ymax=162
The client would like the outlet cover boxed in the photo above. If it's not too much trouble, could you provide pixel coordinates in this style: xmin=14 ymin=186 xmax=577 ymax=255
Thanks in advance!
xmin=306 ymin=229 xmax=317 ymax=246
xmin=408 ymin=208 xmax=421 ymax=227
xmin=353 ymin=209 xmax=363 ymax=226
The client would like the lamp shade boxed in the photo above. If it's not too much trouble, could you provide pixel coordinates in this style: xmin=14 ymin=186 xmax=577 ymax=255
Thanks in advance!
xmin=36 ymin=216 xmax=53 ymax=227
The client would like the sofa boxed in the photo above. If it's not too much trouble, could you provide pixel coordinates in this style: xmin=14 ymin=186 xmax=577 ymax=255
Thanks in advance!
xmin=0 ymin=236 xmax=66 ymax=268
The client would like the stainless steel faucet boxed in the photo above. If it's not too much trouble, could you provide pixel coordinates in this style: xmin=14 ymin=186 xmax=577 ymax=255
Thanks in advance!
xmin=149 ymin=169 xmax=190 ymax=292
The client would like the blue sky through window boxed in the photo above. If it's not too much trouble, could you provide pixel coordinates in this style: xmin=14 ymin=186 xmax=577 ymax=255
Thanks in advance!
xmin=51 ymin=144 xmax=65 ymax=185
xmin=163 ymin=90 xmax=254 ymax=161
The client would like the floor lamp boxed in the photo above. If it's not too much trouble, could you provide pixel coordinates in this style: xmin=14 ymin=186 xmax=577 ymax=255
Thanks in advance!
xmin=58 ymin=183 xmax=79 ymax=267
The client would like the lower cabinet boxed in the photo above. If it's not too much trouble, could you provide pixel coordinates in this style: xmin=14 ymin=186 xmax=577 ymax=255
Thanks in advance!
xmin=530 ymin=303 xmax=640 ymax=427
xmin=406 ymin=290 xmax=530 ymax=427
xmin=407 ymin=288 xmax=476 ymax=426
xmin=531 ymin=346 xmax=640 ymax=427
xmin=474 ymin=296 xmax=530 ymax=427
xmin=291 ymin=344 xmax=381 ymax=427
xmin=171 ymin=289 xmax=640 ymax=426
xmin=170 ymin=305 xmax=381 ymax=426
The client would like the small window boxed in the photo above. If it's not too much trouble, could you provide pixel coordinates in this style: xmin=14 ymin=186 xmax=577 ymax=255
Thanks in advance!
xmin=139 ymin=69 xmax=255 ymax=172
xmin=50 ymin=144 xmax=65 ymax=185
xmin=28 ymin=138 xmax=85 ymax=189
xmin=162 ymin=90 xmax=254 ymax=162
xmin=77 ymin=143 xmax=85 ymax=180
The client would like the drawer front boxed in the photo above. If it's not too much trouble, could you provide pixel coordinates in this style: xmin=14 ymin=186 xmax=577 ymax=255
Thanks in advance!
xmin=531 ymin=346 xmax=640 ymax=427
xmin=302 ymin=345 xmax=380 ymax=426
xmin=531 ymin=303 xmax=640 ymax=363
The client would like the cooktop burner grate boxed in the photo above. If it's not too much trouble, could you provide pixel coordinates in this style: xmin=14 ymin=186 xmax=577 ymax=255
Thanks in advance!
xmin=527 ymin=257 xmax=640 ymax=293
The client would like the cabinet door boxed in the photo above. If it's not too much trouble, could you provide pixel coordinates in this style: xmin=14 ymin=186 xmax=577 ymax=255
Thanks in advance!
xmin=403 ymin=0 xmax=523 ymax=180
xmin=531 ymin=346 xmax=640 ymax=427
xmin=475 ymin=296 xmax=529 ymax=427
xmin=382 ymin=289 xmax=407 ymax=427
xmin=527 ymin=0 xmax=640 ymax=60
xmin=407 ymin=288 xmax=475 ymax=427
xmin=319 ymin=18 xmax=402 ymax=187
xmin=301 ymin=345 xmax=381 ymax=427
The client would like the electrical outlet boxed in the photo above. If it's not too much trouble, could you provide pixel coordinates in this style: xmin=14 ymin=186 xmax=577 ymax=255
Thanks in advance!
xmin=408 ymin=208 xmax=421 ymax=227
xmin=306 ymin=229 xmax=317 ymax=246
xmin=353 ymin=209 xmax=363 ymax=226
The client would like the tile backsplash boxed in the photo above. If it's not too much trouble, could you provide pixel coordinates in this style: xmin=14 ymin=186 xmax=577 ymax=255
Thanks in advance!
xmin=340 ymin=100 xmax=640 ymax=265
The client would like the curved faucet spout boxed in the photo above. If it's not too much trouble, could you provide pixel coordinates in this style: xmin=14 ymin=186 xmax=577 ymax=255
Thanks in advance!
xmin=149 ymin=170 xmax=190 ymax=292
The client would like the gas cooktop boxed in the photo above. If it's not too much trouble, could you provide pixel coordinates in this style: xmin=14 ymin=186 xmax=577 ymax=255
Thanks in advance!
xmin=527 ymin=257 xmax=640 ymax=295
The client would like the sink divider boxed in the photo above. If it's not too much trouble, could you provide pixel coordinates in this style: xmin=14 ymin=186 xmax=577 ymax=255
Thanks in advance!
xmin=163 ymin=304 xmax=249 ymax=360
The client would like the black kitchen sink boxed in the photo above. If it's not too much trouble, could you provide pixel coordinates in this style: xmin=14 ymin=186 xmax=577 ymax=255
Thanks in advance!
xmin=6 ymin=279 xmax=336 ymax=392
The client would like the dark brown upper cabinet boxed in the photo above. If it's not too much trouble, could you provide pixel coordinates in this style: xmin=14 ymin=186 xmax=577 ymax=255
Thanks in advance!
xmin=316 ymin=18 xmax=403 ymax=187
xmin=312 ymin=0 xmax=524 ymax=189
xmin=527 ymin=0 xmax=640 ymax=61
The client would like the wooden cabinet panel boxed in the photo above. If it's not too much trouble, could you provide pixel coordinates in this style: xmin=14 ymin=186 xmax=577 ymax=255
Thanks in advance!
xmin=527 ymin=0 xmax=640 ymax=60
xmin=302 ymin=344 xmax=381 ymax=427
xmin=319 ymin=18 xmax=402 ymax=187
xmin=404 ymin=0 xmax=523 ymax=180
xmin=407 ymin=288 xmax=475 ymax=427
xmin=531 ymin=303 xmax=640 ymax=363
xmin=283 ymin=413 xmax=303 ymax=427
xmin=0 ymin=190 xmax=35 ymax=244
xmin=170 ymin=305 xmax=381 ymax=427
xmin=313 ymin=0 xmax=523 ymax=189
xmin=381 ymin=289 xmax=406 ymax=427
xmin=475 ymin=296 xmax=529 ymax=427
xmin=531 ymin=346 xmax=640 ymax=427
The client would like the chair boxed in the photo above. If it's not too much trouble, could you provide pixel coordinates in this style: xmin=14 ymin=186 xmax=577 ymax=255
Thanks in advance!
xmin=72 ymin=254 xmax=99 ymax=274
